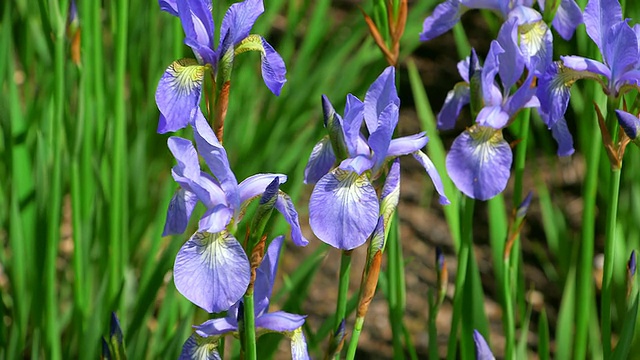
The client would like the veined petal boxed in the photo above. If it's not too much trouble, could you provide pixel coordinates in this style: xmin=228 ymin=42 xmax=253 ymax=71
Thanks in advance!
xmin=156 ymin=59 xmax=205 ymax=133
xmin=193 ymin=115 xmax=240 ymax=209
xmin=387 ymin=132 xmax=429 ymax=157
xmin=551 ymin=0 xmax=583 ymax=40
xmin=561 ymin=56 xmax=610 ymax=78
xmin=194 ymin=318 xmax=238 ymax=337
xmin=198 ymin=205 xmax=234 ymax=233
xmin=476 ymin=105 xmax=509 ymax=129
xmin=238 ymin=173 xmax=288 ymax=204
xmin=537 ymin=61 xmax=587 ymax=127
xmin=219 ymin=0 xmax=264 ymax=56
xmin=254 ymin=236 xmax=284 ymax=315
xmin=473 ymin=330 xmax=496 ymax=360
xmin=256 ymin=311 xmax=307 ymax=332
xmin=420 ymin=0 xmax=463 ymax=41
xmin=235 ymin=35 xmax=287 ymax=95
xmin=550 ymin=117 xmax=575 ymax=156
xmin=446 ymin=127 xmax=512 ymax=200
xmin=343 ymin=94 xmax=365 ymax=156
xmin=275 ymin=192 xmax=309 ymax=247
xmin=497 ymin=17 xmax=525 ymax=89
xmin=437 ymin=83 xmax=470 ymax=130
xmin=163 ymin=188 xmax=199 ymax=236
xmin=338 ymin=155 xmax=374 ymax=175
xmin=168 ymin=136 xmax=201 ymax=180
xmin=584 ymin=0 xmax=622 ymax=51
xmin=177 ymin=0 xmax=216 ymax=64
xmin=615 ymin=110 xmax=640 ymax=140
xmin=412 ymin=150 xmax=450 ymax=205
xmin=603 ymin=22 xmax=639 ymax=91
xmin=369 ymin=103 xmax=399 ymax=170
xmin=309 ymin=169 xmax=379 ymax=250
xmin=504 ymin=67 xmax=537 ymax=116
xmin=179 ymin=334 xmax=222 ymax=360
xmin=289 ymin=327 xmax=310 ymax=360
xmin=516 ymin=15 xmax=553 ymax=74
xmin=364 ymin=67 xmax=399 ymax=133
xmin=304 ymin=137 xmax=336 ymax=185
xmin=481 ymin=41 xmax=504 ymax=107
xmin=380 ymin=159 xmax=400 ymax=230
xmin=174 ymin=231 xmax=250 ymax=313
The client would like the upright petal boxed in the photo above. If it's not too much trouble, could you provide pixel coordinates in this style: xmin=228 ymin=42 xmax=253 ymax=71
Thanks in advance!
xmin=304 ymin=137 xmax=336 ymax=185
xmin=496 ymin=17 xmax=525 ymax=89
xmin=218 ymin=0 xmax=264 ymax=56
xmin=380 ymin=159 xmax=400 ymax=230
xmin=156 ymin=59 xmax=205 ymax=133
xmin=369 ymin=103 xmax=399 ymax=170
xmin=309 ymin=169 xmax=379 ymax=250
xmin=419 ymin=0 xmax=463 ymax=41
xmin=177 ymin=0 xmax=216 ymax=64
xmin=275 ymin=192 xmax=309 ymax=247
xmin=446 ymin=127 xmax=512 ymax=200
xmin=342 ymin=94 xmax=365 ymax=156
xmin=603 ymin=22 xmax=639 ymax=91
xmin=322 ymin=95 xmax=349 ymax=160
xmin=437 ymin=83 xmax=470 ymax=130
xmin=480 ymin=41 xmax=504 ymax=107
xmin=174 ymin=231 xmax=250 ymax=313
xmin=163 ymin=188 xmax=199 ymax=236
xmin=254 ymin=236 xmax=284 ymax=316
xmin=256 ymin=311 xmax=306 ymax=332
xmin=584 ymin=0 xmax=622 ymax=51
xmin=179 ymin=334 xmax=222 ymax=360
xmin=552 ymin=0 xmax=583 ymax=40
xmin=168 ymin=136 xmax=201 ymax=180
xmin=412 ymin=150 xmax=450 ymax=205
xmin=364 ymin=67 xmax=399 ymax=133
xmin=550 ymin=117 xmax=575 ymax=156
xmin=473 ymin=330 xmax=496 ymax=360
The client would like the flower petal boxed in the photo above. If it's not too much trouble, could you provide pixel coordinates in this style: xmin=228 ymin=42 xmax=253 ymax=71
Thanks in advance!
xmin=446 ymin=127 xmax=512 ymax=200
xmin=254 ymin=236 xmax=284 ymax=315
xmin=369 ymin=103 xmax=399 ymax=170
xmin=552 ymin=0 xmax=583 ymax=40
xmin=177 ymin=0 xmax=216 ymax=64
xmin=412 ymin=150 xmax=450 ymax=205
xmin=275 ymin=192 xmax=309 ymax=247
xmin=159 ymin=0 xmax=178 ymax=16
xmin=304 ymin=137 xmax=336 ymax=185
xmin=615 ymin=110 xmax=640 ymax=140
xmin=476 ymin=105 xmax=509 ymax=129
xmin=419 ymin=0 xmax=463 ymax=41
xmin=496 ymin=17 xmax=524 ymax=89
xmin=561 ymin=55 xmax=610 ymax=77
xmin=380 ymin=159 xmax=400 ymax=229
xmin=338 ymin=155 xmax=374 ymax=175
xmin=536 ymin=61 xmax=581 ymax=127
xmin=234 ymin=35 xmax=287 ymax=95
xmin=364 ymin=67 xmax=399 ymax=133
xmin=163 ymin=188 xmax=199 ymax=236
xmin=179 ymin=334 xmax=222 ymax=360
xmin=603 ymin=21 xmax=639 ymax=91
xmin=193 ymin=318 xmax=238 ymax=338
xmin=550 ymin=116 xmax=575 ymax=157
xmin=168 ymin=136 xmax=201 ymax=179
xmin=437 ymin=83 xmax=470 ymax=130
xmin=256 ymin=311 xmax=307 ymax=332
xmin=219 ymin=0 xmax=264 ymax=56
xmin=174 ymin=231 xmax=250 ymax=313
xmin=584 ymin=0 xmax=622 ymax=51
xmin=473 ymin=330 xmax=496 ymax=360
xmin=504 ymin=67 xmax=537 ymax=116
xmin=156 ymin=59 xmax=205 ymax=133
xmin=238 ymin=173 xmax=288 ymax=204
xmin=289 ymin=327 xmax=310 ymax=360
xmin=387 ymin=133 xmax=428 ymax=157
xmin=198 ymin=205 xmax=235 ymax=233
xmin=309 ymin=169 xmax=379 ymax=250
xmin=342 ymin=94 xmax=365 ymax=156
xmin=480 ymin=41 xmax=504 ymax=107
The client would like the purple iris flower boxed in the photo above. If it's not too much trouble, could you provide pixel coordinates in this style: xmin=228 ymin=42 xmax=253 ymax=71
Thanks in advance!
xmin=538 ymin=0 xmax=640 ymax=128
xmin=615 ymin=110 xmax=640 ymax=146
xmin=155 ymin=0 xmax=286 ymax=133
xmin=163 ymin=115 xmax=307 ymax=313
xmin=420 ymin=0 xmax=581 ymax=74
xmin=179 ymin=236 xmax=309 ymax=360
xmin=473 ymin=330 xmax=496 ymax=360
xmin=304 ymin=67 xmax=448 ymax=250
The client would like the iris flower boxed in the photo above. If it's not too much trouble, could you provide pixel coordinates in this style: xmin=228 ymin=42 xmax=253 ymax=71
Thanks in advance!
xmin=156 ymin=0 xmax=286 ymax=133
xmin=473 ymin=330 xmax=496 ymax=360
xmin=304 ymin=67 xmax=448 ymax=250
xmin=420 ymin=0 xmax=582 ymax=74
xmin=537 ymin=0 xmax=640 ymax=128
xmin=163 ymin=115 xmax=307 ymax=313
xmin=179 ymin=236 xmax=309 ymax=360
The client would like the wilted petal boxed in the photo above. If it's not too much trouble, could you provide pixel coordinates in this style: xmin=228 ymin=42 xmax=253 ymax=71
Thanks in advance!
xmin=364 ymin=67 xmax=399 ymax=133
xmin=289 ymin=327 xmax=310 ymax=360
xmin=584 ymin=0 xmax=622 ymax=50
xmin=304 ymin=137 xmax=336 ymax=184
xmin=550 ymin=117 xmax=575 ymax=156
xmin=275 ymin=192 xmax=309 ymax=247
xmin=163 ymin=188 xmax=199 ymax=236
xmin=194 ymin=318 xmax=238 ymax=337
xmin=174 ymin=231 xmax=250 ymax=313
xmin=615 ymin=110 xmax=640 ymax=140
xmin=254 ymin=236 xmax=284 ymax=315
xmin=256 ymin=311 xmax=307 ymax=332
xmin=419 ymin=0 xmax=463 ymax=41
xmin=179 ymin=334 xmax=222 ymax=360
xmin=412 ymin=150 xmax=450 ymax=205
xmin=552 ymin=0 xmax=583 ymax=40
xmin=156 ymin=59 xmax=205 ymax=133
xmin=309 ymin=169 xmax=379 ymax=250
xmin=473 ymin=330 xmax=496 ymax=360
xmin=446 ymin=127 xmax=512 ymax=200
xmin=476 ymin=105 xmax=509 ymax=129
xmin=238 ymin=173 xmax=288 ymax=204
xmin=437 ymin=83 xmax=470 ymax=130
xmin=387 ymin=133 xmax=428 ymax=157
xmin=219 ymin=0 xmax=264 ymax=55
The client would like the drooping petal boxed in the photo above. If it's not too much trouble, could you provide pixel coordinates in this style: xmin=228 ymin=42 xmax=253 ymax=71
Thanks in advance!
xmin=304 ymin=137 xmax=336 ymax=184
xmin=174 ymin=231 xmax=250 ymax=313
xmin=369 ymin=103 xmax=399 ymax=170
xmin=289 ymin=327 xmax=310 ymax=360
xmin=603 ymin=21 xmax=639 ymax=91
xmin=584 ymin=0 xmax=622 ymax=51
xmin=536 ymin=61 xmax=584 ymax=127
xmin=179 ymin=334 xmax=222 ymax=360
xmin=473 ymin=330 xmax=496 ymax=360
xmin=309 ymin=169 xmax=379 ymax=250
xmin=163 ymin=188 xmax=199 ymax=236
xmin=419 ymin=0 xmax=463 ymax=41
xmin=550 ymin=117 xmax=575 ymax=156
xmin=168 ymin=136 xmax=201 ymax=179
xmin=364 ymin=67 xmax=399 ymax=133
xmin=387 ymin=133 xmax=428 ymax=157
xmin=156 ymin=59 xmax=205 ymax=133
xmin=238 ymin=173 xmax=288 ymax=204
xmin=615 ymin=110 xmax=640 ymax=141
xmin=193 ymin=318 xmax=238 ymax=337
xmin=256 ymin=311 xmax=307 ymax=332
xmin=253 ymin=236 xmax=284 ymax=316
xmin=193 ymin=115 xmax=240 ymax=209
xmin=275 ymin=192 xmax=309 ymax=247
xmin=412 ymin=150 xmax=450 ymax=205
xmin=218 ymin=0 xmax=264 ymax=56
xmin=177 ymin=0 xmax=216 ymax=65
xmin=159 ymin=0 xmax=178 ymax=16
xmin=234 ymin=35 xmax=287 ymax=95
xmin=446 ymin=127 xmax=512 ymax=200
xmin=551 ymin=0 xmax=583 ymax=40
xmin=437 ymin=83 xmax=470 ymax=130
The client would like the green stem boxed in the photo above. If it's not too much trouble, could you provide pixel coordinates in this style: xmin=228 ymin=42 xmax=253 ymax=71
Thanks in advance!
xmin=428 ymin=302 xmax=440 ymax=360
xmin=387 ymin=214 xmax=405 ymax=359
xmin=502 ymin=255 xmax=515 ymax=360
xmin=345 ymin=316 xmax=364 ymax=360
xmin=333 ymin=250 xmax=352 ymax=359
xmin=243 ymin=293 xmax=257 ymax=360
xmin=446 ymin=196 xmax=475 ymax=360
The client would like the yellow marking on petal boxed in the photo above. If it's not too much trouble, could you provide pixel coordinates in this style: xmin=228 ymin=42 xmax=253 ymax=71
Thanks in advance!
xmin=235 ymin=34 xmax=265 ymax=55
xmin=333 ymin=169 xmax=371 ymax=203
xmin=518 ymin=21 xmax=548 ymax=58
xmin=168 ymin=58 xmax=205 ymax=96
xmin=468 ymin=125 xmax=505 ymax=164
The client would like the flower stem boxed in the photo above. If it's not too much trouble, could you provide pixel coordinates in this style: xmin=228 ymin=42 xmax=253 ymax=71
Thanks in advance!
xmin=243 ymin=293 xmax=257 ymax=360
xmin=345 ymin=316 xmax=364 ymax=360
xmin=333 ymin=250 xmax=352 ymax=359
